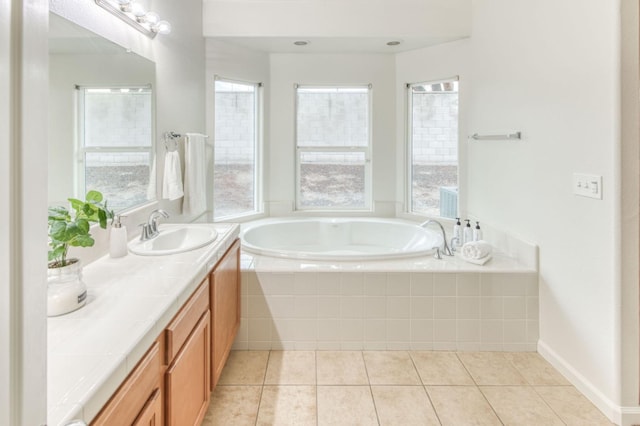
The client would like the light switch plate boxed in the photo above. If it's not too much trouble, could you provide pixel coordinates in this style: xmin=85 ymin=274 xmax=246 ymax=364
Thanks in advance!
xmin=573 ymin=173 xmax=602 ymax=199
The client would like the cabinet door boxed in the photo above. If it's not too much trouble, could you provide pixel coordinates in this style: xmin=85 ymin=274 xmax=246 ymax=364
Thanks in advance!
xmin=210 ymin=239 xmax=240 ymax=390
xmin=91 ymin=341 xmax=163 ymax=426
xmin=132 ymin=388 xmax=162 ymax=426
xmin=166 ymin=311 xmax=211 ymax=426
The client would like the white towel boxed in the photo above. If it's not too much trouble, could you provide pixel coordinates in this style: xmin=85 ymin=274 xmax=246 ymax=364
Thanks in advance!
xmin=183 ymin=133 xmax=207 ymax=215
xmin=146 ymin=156 xmax=157 ymax=200
xmin=461 ymin=240 xmax=493 ymax=260
xmin=162 ymin=151 xmax=184 ymax=200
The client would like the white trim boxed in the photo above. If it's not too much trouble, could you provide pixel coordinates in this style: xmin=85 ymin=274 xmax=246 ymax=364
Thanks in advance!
xmin=538 ymin=340 xmax=625 ymax=425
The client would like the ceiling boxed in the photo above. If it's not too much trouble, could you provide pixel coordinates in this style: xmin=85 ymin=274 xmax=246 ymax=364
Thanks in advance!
xmin=203 ymin=0 xmax=472 ymax=54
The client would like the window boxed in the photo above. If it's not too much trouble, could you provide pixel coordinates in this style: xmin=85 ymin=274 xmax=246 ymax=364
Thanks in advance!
xmin=78 ymin=86 xmax=153 ymax=212
xmin=213 ymin=78 xmax=261 ymax=219
xmin=295 ymin=85 xmax=371 ymax=210
xmin=407 ymin=78 xmax=459 ymax=218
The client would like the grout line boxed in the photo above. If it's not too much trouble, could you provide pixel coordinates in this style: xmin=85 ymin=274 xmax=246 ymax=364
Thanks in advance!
xmin=253 ymin=350 xmax=271 ymax=426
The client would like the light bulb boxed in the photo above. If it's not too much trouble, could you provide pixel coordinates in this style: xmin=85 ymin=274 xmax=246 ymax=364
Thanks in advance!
xmin=154 ymin=20 xmax=171 ymax=35
xmin=130 ymin=2 xmax=146 ymax=17
xmin=145 ymin=12 xmax=160 ymax=25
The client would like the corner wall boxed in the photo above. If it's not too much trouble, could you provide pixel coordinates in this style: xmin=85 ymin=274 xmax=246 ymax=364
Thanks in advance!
xmin=467 ymin=0 xmax=624 ymax=422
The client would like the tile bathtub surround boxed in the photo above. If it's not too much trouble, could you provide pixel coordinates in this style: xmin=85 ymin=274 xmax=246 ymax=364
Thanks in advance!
xmin=203 ymin=350 xmax=613 ymax=426
xmin=235 ymin=264 xmax=539 ymax=351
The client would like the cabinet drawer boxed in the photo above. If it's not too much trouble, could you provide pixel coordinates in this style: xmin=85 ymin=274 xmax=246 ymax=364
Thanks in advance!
xmin=91 ymin=340 xmax=162 ymax=426
xmin=166 ymin=278 xmax=210 ymax=362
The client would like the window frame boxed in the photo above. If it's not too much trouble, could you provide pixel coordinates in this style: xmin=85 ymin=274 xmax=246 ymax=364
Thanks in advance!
xmin=294 ymin=84 xmax=373 ymax=211
xmin=76 ymin=84 xmax=155 ymax=210
xmin=212 ymin=76 xmax=263 ymax=221
xmin=405 ymin=76 xmax=460 ymax=219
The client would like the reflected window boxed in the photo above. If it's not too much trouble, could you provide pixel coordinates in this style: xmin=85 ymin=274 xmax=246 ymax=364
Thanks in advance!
xmin=77 ymin=86 xmax=153 ymax=212
xmin=407 ymin=78 xmax=459 ymax=218
xmin=213 ymin=79 xmax=261 ymax=219
xmin=295 ymin=86 xmax=371 ymax=210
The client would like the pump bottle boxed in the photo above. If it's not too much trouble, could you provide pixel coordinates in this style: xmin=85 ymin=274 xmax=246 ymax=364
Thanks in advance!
xmin=463 ymin=219 xmax=473 ymax=244
xmin=109 ymin=215 xmax=128 ymax=258
xmin=473 ymin=221 xmax=483 ymax=241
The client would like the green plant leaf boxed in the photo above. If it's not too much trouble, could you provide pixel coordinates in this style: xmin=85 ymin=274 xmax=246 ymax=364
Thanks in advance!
xmin=86 ymin=190 xmax=103 ymax=203
xmin=98 ymin=209 xmax=107 ymax=228
xmin=76 ymin=218 xmax=90 ymax=235
xmin=49 ymin=221 xmax=68 ymax=241
xmin=73 ymin=234 xmax=95 ymax=247
xmin=68 ymin=198 xmax=83 ymax=212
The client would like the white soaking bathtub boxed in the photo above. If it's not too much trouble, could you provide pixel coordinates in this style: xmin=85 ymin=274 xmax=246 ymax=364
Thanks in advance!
xmin=240 ymin=217 xmax=442 ymax=261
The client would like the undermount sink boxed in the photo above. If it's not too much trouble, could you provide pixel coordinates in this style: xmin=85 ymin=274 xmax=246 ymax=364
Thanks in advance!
xmin=128 ymin=224 xmax=218 ymax=256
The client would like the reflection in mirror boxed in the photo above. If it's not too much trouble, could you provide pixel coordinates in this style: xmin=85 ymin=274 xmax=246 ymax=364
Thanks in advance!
xmin=48 ymin=13 xmax=156 ymax=212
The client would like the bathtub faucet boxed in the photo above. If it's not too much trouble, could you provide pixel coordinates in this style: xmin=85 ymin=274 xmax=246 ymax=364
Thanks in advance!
xmin=420 ymin=219 xmax=453 ymax=259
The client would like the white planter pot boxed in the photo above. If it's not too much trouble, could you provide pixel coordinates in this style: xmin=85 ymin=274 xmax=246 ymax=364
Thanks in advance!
xmin=47 ymin=259 xmax=87 ymax=317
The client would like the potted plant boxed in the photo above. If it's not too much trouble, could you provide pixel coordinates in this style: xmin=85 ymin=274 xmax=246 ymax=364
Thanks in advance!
xmin=47 ymin=190 xmax=113 ymax=316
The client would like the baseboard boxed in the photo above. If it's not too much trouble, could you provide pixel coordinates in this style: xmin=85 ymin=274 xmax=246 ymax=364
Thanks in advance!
xmin=538 ymin=340 xmax=627 ymax=425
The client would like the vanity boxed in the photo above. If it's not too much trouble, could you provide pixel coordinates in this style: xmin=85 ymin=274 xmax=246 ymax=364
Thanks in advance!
xmin=47 ymin=223 xmax=240 ymax=426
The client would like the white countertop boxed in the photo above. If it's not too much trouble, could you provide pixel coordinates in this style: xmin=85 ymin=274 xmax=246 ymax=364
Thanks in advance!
xmin=47 ymin=223 xmax=240 ymax=426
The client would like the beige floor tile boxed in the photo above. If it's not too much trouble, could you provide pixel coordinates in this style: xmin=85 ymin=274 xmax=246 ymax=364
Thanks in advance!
xmin=427 ymin=386 xmax=501 ymax=426
xmin=481 ymin=386 xmax=564 ymax=425
xmin=372 ymin=386 xmax=440 ymax=426
xmin=317 ymin=386 xmax=378 ymax=426
xmin=363 ymin=351 xmax=421 ymax=385
xmin=458 ymin=352 xmax=527 ymax=385
xmin=256 ymin=385 xmax=317 ymax=426
xmin=217 ymin=350 xmax=269 ymax=385
xmin=317 ymin=351 xmax=368 ymax=385
xmin=535 ymin=386 xmax=614 ymax=425
xmin=203 ymin=385 xmax=262 ymax=426
xmin=504 ymin=352 xmax=570 ymax=385
xmin=264 ymin=351 xmax=316 ymax=385
xmin=411 ymin=351 xmax=474 ymax=385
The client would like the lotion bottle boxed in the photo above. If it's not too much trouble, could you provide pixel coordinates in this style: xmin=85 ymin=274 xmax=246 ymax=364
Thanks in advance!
xmin=109 ymin=215 xmax=128 ymax=258
xmin=453 ymin=218 xmax=462 ymax=248
xmin=473 ymin=221 xmax=483 ymax=241
xmin=463 ymin=219 xmax=473 ymax=244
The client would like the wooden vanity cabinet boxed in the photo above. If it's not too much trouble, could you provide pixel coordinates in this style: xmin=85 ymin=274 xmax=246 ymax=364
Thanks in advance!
xmin=91 ymin=340 xmax=164 ymax=426
xmin=165 ymin=279 xmax=211 ymax=426
xmin=210 ymin=239 xmax=241 ymax=390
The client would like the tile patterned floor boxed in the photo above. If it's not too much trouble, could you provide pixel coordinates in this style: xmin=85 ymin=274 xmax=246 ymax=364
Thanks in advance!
xmin=202 ymin=350 xmax=613 ymax=426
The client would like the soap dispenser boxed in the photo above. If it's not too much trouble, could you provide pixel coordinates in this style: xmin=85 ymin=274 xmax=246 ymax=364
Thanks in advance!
xmin=109 ymin=215 xmax=128 ymax=258
xmin=463 ymin=219 xmax=473 ymax=244
xmin=473 ymin=221 xmax=483 ymax=241
xmin=453 ymin=218 xmax=462 ymax=248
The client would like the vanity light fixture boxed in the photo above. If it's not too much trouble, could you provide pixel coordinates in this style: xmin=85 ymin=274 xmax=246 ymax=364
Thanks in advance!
xmin=95 ymin=0 xmax=171 ymax=38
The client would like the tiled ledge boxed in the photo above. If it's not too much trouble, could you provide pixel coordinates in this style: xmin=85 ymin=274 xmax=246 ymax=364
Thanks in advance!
xmin=47 ymin=223 xmax=239 ymax=426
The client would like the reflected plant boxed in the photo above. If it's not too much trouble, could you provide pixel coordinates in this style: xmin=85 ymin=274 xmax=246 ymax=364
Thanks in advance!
xmin=47 ymin=190 xmax=114 ymax=268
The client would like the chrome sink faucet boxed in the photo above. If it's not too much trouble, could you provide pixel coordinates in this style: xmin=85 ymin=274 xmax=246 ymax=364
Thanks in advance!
xmin=139 ymin=209 xmax=170 ymax=241
xmin=420 ymin=219 xmax=453 ymax=259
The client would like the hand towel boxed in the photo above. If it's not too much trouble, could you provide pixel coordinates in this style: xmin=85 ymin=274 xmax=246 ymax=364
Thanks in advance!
xmin=162 ymin=151 xmax=184 ymax=200
xmin=183 ymin=133 xmax=207 ymax=215
xmin=461 ymin=240 xmax=493 ymax=260
xmin=146 ymin=156 xmax=157 ymax=200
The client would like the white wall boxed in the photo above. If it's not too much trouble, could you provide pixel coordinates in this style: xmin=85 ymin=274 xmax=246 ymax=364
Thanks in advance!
xmin=269 ymin=53 xmax=396 ymax=216
xmin=205 ymin=39 xmax=270 ymax=219
xmin=395 ymin=39 xmax=471 ymax=220
xmin=467 ymin=0 xmax=624 ymax=422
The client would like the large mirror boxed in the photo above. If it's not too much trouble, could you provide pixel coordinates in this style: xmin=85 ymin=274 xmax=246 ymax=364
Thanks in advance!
xmin=48 ymin=13 xmax=156 ymax=212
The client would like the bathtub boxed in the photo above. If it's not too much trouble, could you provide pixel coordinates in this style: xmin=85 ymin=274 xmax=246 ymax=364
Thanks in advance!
xmin=240 ymin=217 xmax=442 ymax=261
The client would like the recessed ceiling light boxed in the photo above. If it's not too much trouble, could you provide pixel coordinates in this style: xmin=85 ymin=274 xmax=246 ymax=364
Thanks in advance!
xmin=386 ymin=41 xmax=401 ymax=46
xmin=294 ymin=40 xmax=309 ymax=46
